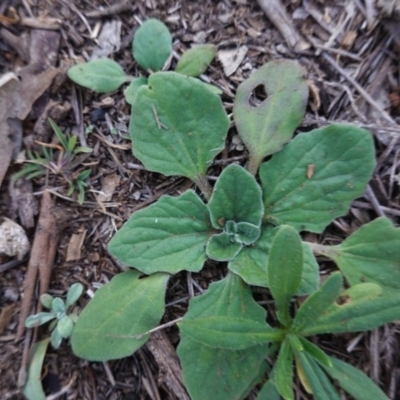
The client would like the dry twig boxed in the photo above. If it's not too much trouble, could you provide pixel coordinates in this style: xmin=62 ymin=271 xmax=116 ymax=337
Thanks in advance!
xmin=256 ymin=0 xmax=309 ymax=51
xmin=16 ymin=190 xmax=67 ymax=340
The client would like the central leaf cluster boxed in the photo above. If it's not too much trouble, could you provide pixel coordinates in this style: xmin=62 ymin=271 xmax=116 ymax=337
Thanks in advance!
xmin=206 ymin=164 xmax=263 ymax=261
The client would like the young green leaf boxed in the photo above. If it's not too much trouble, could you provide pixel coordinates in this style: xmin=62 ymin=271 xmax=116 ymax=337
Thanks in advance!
xmin=235 ymin=222 xmax=261 ymax=245
xmin=260 ymin=124 xmax=376 ymax=233
xmin=322 ymin=217 xmax=400 ymax=291
xmin=108 ymin=190 xmax=212 ymax=274
xmin=206 ymin=232 xmax=242 ymax=262
xmin=233 ymin=60 xmax=308 ymax=174
xmin=50 ymin=326 xmax=63 ymax=349
xmin=22 ymin=338 xmax=50 ymax=400
xmin=130 ymin=72 xmax=229 ymax=181
xmin=229 ymin=226 xmax=318 ymax=295
xmin=297 ymin=337 xmax=332 ymax=368
xmin=208 ymin=164 xmax=264 ymax=229
xmin=25 ymin=312 xmax=56 ymax=328
xmin=48 ymin=118 xmax=69 ymax=150
xmin=71 ymin=271 xmax=169 ymax=361
xmin=68 ymin=59 xmax=130 ymax=93
xmin=293 ymin=350 xmax=341 ymax=400
xmin=132 ymin=19 xmax=172 ymax=72
xmin=275 ymin=339 xmax=294 ymax=400
xmin=124 ymin=77 xmax=148 ymax=105
xmin=322 ymin=356 xmax=389 ymax=400
xmin=40 ymin=293 xmax=54 ymax=309
xmin=178 ymin=273 xmax=269 ymax=400
xmin=268 ymin=225 xmax=303 ymax=326
xmin=57 ymin=315 xmax=73 ymax=338
xmin=301 ymin=282 xmax=400 ymax=336
xmin=178 ymin=316 xmax=283 ymax=349
xmin=291 ymin=272 xmax=343 ymax=334
xmin=52 ymin=297 xmax=65 ymax=314
xmin=175 ymin=44 xmax=217 ymax=77
xmin=66 ymin=283 xmax=83 ymax=308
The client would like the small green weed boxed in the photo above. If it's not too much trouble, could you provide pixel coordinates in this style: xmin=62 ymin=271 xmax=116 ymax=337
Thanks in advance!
xmin=14 ymin=118 xmax=92 ymax=204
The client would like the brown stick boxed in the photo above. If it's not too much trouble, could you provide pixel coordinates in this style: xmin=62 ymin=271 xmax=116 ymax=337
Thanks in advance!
xmin=146 ymin=330 xmax=190 ymax=400
xmin=16 ymin=190 xmax=66 ymax=340
xmin=256 ymin=0 xmax=309 ymax=51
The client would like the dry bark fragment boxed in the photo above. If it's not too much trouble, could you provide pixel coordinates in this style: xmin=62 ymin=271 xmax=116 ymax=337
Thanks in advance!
xmin=145 ymin=330 xmax=190 ymax=400
xmin=16 ymin=190 xmax=67 ymax=340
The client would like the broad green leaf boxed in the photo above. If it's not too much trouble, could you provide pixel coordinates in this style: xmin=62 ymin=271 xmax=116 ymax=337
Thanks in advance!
xmin=178 ymin=316 xmax=283 ymax=349
xmin=25 ymin=312 xmax=55 ymax=328
xmin=257 ymin=380 xmax=281 ymax=400
xmin=302 ymin=282 xmax=400 ymax=336
xmin=178 ymin=338 xmax=267 ymax=400
xmin=132 ymin=19 xmax=172 ymax=72
xmin=206 ymin=232 xmax=242 ymax=262
xmin=208 ymin=164 xmax=264 ymax=228
xmin=124 ymin=77 xmax=148 ymax=105
xmin=233 ymin=60 xmax=308 ymax=174
xmin=180 ymin=272 xmax=267 ymax=327
xmin=178 ymin=273 xmax=269 ymax=400
xmin=71 ymin=271 xmax=169 ymax=361
xmin=275 ymin=340 xmax=294 ymax=400
xmin=201 ymin=81 xmax=223 ymax=95
xmin=66 ymin=283 xmax=83 ymax=308
xmin=322 ymin=356 xmax=389 ymax=400
xmin=268 ymin=226 xmax=303 ymax=326
xmin=229 ymin=226 xmax=318 ymax=295
xmin=297 ymin=337 xmax=332 ymax=368
xmin=57 ymin=315 xmax=73 ymax=338
xmin=175 ymin=44 xmax=217 ymax=77
xmin=130 ymin=72 xmax=229 ymax=181
xmin=322 ymin=217 xmax=400 ymax=291
xmin=291 ymin=272 xmax=343 ymax=334
xmin=23 ymin=338 xmax=50 ymax=400
xmin=67 ymin=59 xmax=129 ymax=93
xmin=108 ymin=190 xmax=212 ymax=274
xmin=261 ymin=124 xmax=376 ymax=233
xmin=293 ymin=351 xmax=341 ymax=400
